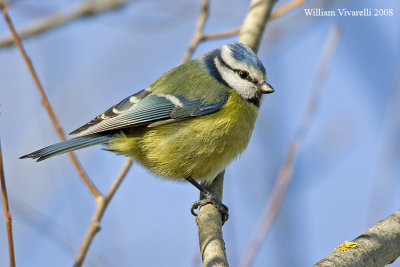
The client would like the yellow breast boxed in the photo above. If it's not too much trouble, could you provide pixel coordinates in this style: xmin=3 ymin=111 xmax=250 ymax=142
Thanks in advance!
xmin=108 ymin=91 xmax=259 ymax=184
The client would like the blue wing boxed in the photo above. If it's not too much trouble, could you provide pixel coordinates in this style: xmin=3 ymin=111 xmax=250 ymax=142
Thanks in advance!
xmin=70 ymin=89 xmax=229 ymax=137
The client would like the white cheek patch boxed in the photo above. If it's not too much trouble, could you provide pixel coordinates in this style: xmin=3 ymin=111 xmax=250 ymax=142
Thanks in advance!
xmin=214 ymin=57 xmax=257 ymax=99
xmin=156 ymin=94 xmax=183 ymax=107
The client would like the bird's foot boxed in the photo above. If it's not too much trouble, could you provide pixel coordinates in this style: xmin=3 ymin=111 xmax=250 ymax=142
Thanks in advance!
xmin=185 ymin=177 xmax=229 ymax=224
xmin=190 ymin=192 xmax=229 ymax=224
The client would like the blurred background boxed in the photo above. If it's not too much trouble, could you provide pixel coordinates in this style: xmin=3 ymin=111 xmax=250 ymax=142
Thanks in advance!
xmin=0 ymin=0 xmax=399 ymax=266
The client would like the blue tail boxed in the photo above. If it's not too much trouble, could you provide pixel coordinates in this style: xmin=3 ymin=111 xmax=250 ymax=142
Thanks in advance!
xmin=20 ymin=133 xmax=113 ymax=162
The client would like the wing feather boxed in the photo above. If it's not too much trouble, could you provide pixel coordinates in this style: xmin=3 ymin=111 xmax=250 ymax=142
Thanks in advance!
xmin=72 ymin=90 xmax=229 ymax=137
xmin=70 ymin=88 xmax=151 ymax=135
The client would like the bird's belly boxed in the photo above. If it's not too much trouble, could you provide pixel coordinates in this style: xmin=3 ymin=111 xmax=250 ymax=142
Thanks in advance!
xmin=109 ymin=93 xmax=259 ymax=184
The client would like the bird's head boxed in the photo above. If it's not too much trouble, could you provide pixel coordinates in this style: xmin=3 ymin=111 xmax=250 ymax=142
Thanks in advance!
xmin=204 ymin=42 xmax=274 ymax=107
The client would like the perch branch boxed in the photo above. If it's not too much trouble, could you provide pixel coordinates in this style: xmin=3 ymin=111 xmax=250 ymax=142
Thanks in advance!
xmin=196 ymin=171 xmax=229 ymax=267
xmin=0 ymin=142 xmax=16 ymax=267
xmin=238 ymin=25 xmax=342 ymax=267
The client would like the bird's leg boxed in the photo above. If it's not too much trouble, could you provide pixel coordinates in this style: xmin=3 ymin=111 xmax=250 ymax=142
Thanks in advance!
xmin=185 ymin=177 xmax=229 ymax=224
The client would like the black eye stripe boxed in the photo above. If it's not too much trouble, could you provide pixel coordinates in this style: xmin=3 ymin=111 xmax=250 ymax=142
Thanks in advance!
xmin=216 ymin=54 xmax=260 ymax=85
xmin=235 ymin=69 xmax=259 ymax=84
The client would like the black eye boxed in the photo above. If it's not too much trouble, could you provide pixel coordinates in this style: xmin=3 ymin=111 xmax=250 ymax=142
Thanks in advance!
xmin=238 ymin=70 xmax=249 ymax=79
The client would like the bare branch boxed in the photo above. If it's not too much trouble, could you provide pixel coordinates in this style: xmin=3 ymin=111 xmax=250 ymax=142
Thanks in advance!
xmin=202 ymin=0 xmax=308 ymax=41
xmin=314 ymin=210 xmax=400 ymax=267
xmin=182 ymin=0 xmax=209 ymax=63
xmin=238 ymin=25 xmax=342 ymax=267
xmin=0 ymin=141 xmax=16 ymax=267
xmin=74 ymin=158 xmax=133 ymax=267
xmin=105 ymin=159 xmax=132 ymax=200
xmin=202 ymin=27 xmax=240 ymax=41
xmin=185 ymin=0 xmax=308 ymax=62
xmin=0 ymin=3 xmax=101 ymax=198
xmin=0 ymin=0 xmax=133 ymax=48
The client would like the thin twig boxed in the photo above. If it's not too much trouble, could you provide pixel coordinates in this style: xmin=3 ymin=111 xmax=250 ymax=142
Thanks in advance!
xmin=202 ymin=27 xmax=240 ymax=41
xmin=3 ymin=1 xmax=135 ymax=265
xmin=183 ymin=0 xmax=308 ymax=62
xmin=105 ymin=159 xmax=133 ymax=200
xmin=238 ymin=25 xmax=342 ymax=267
xmin=0 ymin=141 xmax=16 ymax=267
xmin=270 ymin=0 xmax=307 ymax=19
xmin=202 ymin=0 xmax=308 ymax=41
xmin=74 ymin=158 xmax=133 ymax=267
xmin=182 ymin=0 xmax=209 ymax=63
xmin=314 ymin=210 xmax=400 ymax=266
xmin=1 ymin=3 xmax=101 ymax=198
xmin=0 ymin=0 xmax=133 ymax=48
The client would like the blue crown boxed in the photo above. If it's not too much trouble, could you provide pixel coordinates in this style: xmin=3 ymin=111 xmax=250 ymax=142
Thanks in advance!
xmin=227 ymin=42 xmax=266 ymax=74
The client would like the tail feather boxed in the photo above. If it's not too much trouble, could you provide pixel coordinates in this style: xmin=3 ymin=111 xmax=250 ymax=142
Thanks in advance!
xmin=20 ymin=133 xmax=113 ymax=162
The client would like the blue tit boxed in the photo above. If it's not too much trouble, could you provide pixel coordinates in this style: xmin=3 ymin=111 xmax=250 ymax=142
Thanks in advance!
xmin=21 ymin=42 xmax=274 ymax=220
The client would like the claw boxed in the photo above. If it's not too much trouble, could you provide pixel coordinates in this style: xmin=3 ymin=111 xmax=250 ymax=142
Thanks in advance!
xmin=190 ymin=194 xmax=229 ymax=224
xmin=185 ymin=176 xmax=229 ymax=224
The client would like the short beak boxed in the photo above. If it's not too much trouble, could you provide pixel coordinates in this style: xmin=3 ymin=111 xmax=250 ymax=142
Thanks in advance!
xmin=260 ymin=82 xmax=274 ymax=94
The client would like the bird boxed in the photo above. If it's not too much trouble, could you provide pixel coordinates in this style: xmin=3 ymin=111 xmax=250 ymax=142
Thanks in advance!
xmin=21 ymin=42 xmax=274 ymax=222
